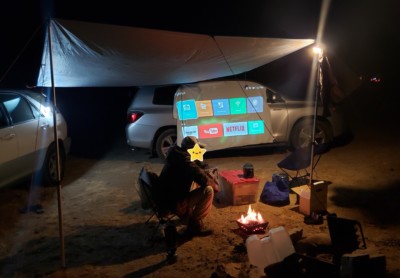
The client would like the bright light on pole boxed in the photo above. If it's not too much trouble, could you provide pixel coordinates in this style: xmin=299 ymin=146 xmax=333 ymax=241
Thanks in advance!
xmin=313 ymin=46 xmax=323 ymax=55
xmin=313 ymin=46 xmax=324 ymax=61
xmin=309 ymin=44 xmax=325 ymax=187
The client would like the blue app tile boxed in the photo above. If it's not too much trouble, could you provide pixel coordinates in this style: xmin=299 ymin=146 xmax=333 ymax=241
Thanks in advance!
xmin=176 ymin=100 xmax=198 ymax=120
xmin=212 ymin=99 xmax=230 ymax=116
xmin=247 ymin=96 xmax=263 ymax=113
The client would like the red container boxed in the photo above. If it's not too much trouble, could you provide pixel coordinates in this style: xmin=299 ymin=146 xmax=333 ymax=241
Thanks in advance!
xmin=220 ymin=170 xmax=260 ymax=206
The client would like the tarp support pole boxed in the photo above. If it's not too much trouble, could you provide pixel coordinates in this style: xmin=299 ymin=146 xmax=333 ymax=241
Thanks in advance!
xmin=48 ymin=19 xmax=66 ymax=269
xmin=309 ymin=55 xmax=321 ymax=186
xmin=309 ymin=0 xmax=331 ymax=187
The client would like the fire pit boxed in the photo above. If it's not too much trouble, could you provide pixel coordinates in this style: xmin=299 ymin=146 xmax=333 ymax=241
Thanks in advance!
xmin=236 ymin=205 xmax=268 ymax=234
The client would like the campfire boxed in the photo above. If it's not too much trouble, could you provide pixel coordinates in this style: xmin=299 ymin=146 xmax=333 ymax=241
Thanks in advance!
xmin=236 ymin=205 xmax=268 ymax=234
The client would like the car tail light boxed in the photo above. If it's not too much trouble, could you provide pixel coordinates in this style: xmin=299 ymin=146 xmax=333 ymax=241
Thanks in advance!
xmin=127 ymin=112 xmax=143 ymax=124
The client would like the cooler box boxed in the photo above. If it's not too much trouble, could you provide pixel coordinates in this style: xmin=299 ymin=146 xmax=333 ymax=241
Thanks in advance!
xmin=219 ymin=170 xmax=260 ymax=206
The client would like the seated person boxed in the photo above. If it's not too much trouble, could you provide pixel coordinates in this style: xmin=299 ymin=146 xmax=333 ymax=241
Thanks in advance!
xmin=156 ymin=136 xmax=219 ymax=238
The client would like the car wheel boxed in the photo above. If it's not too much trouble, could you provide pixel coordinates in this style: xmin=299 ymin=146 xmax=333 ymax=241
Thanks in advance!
xmin=155 ymin=129 xmax=177 ymax=160
xmin=42 ymin=143 xmax=66 ymax=186
xmin=290 ymin=119 xmax=333 ymax=149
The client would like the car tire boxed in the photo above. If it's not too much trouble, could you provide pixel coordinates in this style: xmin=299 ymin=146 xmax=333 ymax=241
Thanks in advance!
xmin=290 ymin=118 xmax=333 ymax=149
xmin=155 ymin=129 xmax=177 ymax=160
xmin=42 ymin=143 xmax=66 ymax=186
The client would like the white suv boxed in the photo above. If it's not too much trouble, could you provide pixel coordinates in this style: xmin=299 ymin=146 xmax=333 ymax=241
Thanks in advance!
xmin=126 ymin=85 xmax=178 ymax=159
xmin=126 ymin=80 xmax=345 ymax=159
xmin=0 ymin=89 xmax=71 ymax=187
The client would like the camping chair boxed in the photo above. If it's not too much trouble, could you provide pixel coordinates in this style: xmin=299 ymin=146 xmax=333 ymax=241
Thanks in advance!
xmin=277 ymin=143 xmax=330 ymax=187
xmin=136 ymin=167 xmax=177 ymax=240
xmin=327 ymin=214 xmax=367 ymax=264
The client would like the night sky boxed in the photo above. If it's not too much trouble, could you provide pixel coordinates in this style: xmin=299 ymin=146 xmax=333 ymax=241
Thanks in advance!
xmin=0 ymin=0 xmax=397 ymax=88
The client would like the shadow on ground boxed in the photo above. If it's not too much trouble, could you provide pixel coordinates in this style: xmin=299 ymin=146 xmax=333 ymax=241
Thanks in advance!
xmin=0 ymin=208 xmax=187 ymax=277
xmin=330 ymin=180 xmax=400 ymax=225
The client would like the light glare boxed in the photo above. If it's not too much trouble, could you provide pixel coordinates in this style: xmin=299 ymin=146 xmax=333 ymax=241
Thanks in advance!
xmin=40 ymin=106 xmax=51 ymax=117
xmin=313 ymin=46 xmax=323 ymax=55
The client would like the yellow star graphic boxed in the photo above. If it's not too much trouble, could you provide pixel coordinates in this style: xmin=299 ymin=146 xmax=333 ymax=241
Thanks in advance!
xmin=187 ymin=143 xmax=207 ymax=161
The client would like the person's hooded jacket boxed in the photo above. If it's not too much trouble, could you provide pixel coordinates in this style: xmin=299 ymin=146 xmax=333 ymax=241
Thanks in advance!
xmin=156 ymin=144 xmax=212 ymax=211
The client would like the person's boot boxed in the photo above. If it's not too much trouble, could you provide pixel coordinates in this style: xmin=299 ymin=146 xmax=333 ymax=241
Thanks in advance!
xmin=184 ymin=219 xmax=213 ymax=238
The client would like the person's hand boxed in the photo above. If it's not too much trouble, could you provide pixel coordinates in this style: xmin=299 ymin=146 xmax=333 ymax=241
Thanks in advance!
xmin=207 ymin=176 xmax=220 ymax=193
xmin=213 ymin=182 xmax=221 ymax=193
xmin=206 ymin=168 xmax=220 ymax=193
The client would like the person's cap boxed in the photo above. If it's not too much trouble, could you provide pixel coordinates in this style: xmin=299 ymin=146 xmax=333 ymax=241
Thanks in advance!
xmin=181 ymin=136 xmax=206 ymax=150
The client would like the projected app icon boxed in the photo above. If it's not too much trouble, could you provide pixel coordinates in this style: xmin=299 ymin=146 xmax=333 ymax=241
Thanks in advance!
xmin=176 ymin=100 xmax=198 ymax=120
xmin=198 ymin=123 xmax=223 ymax=138
xmin=195 ymin=100 xmax=213 ymax=117
xmin=229 ymin=98 xmax=246 ymax=115
xmin=247 ymin=96 xmax=263 ymax=113
xmin=182 ymin=125 xmax=199 ymax=138
xmin=248 ymin=120 xmax=264 ymax=134
xmin=223 ymin=122 xmax=248 ymax=136
xmin=212 ymin=99 xmax=229 ymax=116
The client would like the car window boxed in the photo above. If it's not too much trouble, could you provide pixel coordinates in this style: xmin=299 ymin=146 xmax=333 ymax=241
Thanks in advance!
xmin=28 ymin=101 xmax=42 ymax=118
xmin=0 ymin=106 xmax=8 ymax=128
xmin=0 ymin=93 xmax=35 ymax=125
xmin=153 ymin=85 xmax=179 ymax=105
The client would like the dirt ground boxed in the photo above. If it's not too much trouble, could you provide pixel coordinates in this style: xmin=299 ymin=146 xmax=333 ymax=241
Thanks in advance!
xmin=1 ymin=87 xmax=400 ymax=277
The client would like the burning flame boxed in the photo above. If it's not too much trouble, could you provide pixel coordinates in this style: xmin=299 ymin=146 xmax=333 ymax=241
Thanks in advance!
xmin=237 ymin=205 xmax=264 ymax=225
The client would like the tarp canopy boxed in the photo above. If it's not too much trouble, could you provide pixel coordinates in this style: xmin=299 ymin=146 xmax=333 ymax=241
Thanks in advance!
xmin=36 ymin=19 xmax=315 ymax=87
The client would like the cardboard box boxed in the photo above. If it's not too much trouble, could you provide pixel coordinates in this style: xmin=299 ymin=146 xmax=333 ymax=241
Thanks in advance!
xmin=291 ymin=181 xmax=329 ymax=215
xmin=219 ymin=170 xmax=260 ymax=206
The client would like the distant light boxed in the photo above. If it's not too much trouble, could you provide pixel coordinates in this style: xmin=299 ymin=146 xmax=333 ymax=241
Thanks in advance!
xmin=370 ymin=77 xmax=381 ymax=83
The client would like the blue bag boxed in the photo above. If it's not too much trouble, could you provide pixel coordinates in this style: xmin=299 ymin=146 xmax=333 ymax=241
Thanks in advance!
xmin=272 ymin=172 xmax=290 ymax=192
xmin=260 ymin=180 xmax=290 ymax=206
